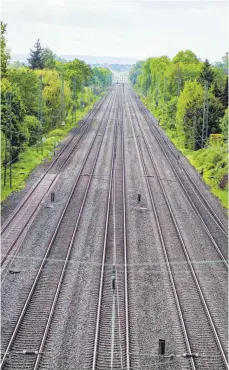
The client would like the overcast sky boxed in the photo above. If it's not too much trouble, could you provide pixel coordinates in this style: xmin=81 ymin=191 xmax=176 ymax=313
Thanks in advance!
xmin=2 ymin=0 xmax=228 ymax=63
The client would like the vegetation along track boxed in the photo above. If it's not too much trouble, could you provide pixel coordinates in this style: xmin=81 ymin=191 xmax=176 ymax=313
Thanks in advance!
xmin=1 ymin=91 xmax=111 ymax=268
xmin=126 ymin=87 xmax=228 ymax=370
xmin=0 ymin=90 xmax=116 ymax=370
xmin=131 ymin=89 xmax=228 ymax=257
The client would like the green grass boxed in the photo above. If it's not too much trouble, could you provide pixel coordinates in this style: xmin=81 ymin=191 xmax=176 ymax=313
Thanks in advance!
xmin=1 ymin=95 xmax=101 ymax=202
xmin=186 ymin=148 xmax=228 ymax=209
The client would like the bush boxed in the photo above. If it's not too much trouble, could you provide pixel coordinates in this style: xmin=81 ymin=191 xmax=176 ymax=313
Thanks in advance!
xmin=23 ymin=115 xmax=41 ymax=145
xmin=47 ymin=129 xmax=64 ymax=138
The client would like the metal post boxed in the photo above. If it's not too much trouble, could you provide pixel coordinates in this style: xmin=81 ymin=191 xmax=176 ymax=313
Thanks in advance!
xmin=9 ymin=93 xmax=12 ymax=188
xmin=4 ymin=92 xmax=13 ymax=187
xmin=158 ymin=339 xmax=165 ymax=355
xmin=4 ymin=120 xmax=8 ymax=187
xmin=51 ymin=192 xmax=55 ymax=202
xmin=193 ymin=113 xmax=197 ymax=150
xmin=163 ymin=77 xmax=167 ymax=127
xmin=38 ymin=76 xmax=43 ymax=152
xmin=164 ymin=77 xmax=167 ymax=103
xmin=155 ymin=75 xmax=159 ymax=107
xmin=201 ymin=80 xmax=209 ymax=148
xmin=177 ymin=67 xmax=182 ymax=96
xmin=72 ymin=76 xmax=77 ymax=123
xmin=61 ymin=72 xmax=65 ymax=125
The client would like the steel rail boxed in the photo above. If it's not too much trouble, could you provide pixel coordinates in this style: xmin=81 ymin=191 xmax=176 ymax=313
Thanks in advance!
xmin=0 ymin=93 xmax=111 ymax=268
xmin=133 ymin=91 xmax=228 ymax=237
xmin=128 ymin=94 xmax=229 ymax=369
xmin=126 ymin=95 xmax=196 ymax=370
xmin=1 ymin=92 xmax=108 ymax=235
xmin=92 ymin=87 xmax=130 ymax=370
xmin=91 ymin=96 xmax=117 ymax=370
xmin=0 ymin=91 xmax=116 ymax=370
xmin=121 ymin=87 xmax=131 ymax=370
xmin=32 ymin=91 xmax=117 ymax=370
xmin=131 ymin=92 xmax=228 ymax=267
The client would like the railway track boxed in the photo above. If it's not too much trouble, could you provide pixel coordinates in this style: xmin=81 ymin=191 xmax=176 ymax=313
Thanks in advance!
xmin=1 ymin=92 xmax=113 ymax=272
xmin=126 ymin=89 xmax=228 ymax=370
xmin=0 ymin=90 xmax=116 ymax=370
xmin=1 ymin=91 xmax=110 ymax=267
xmin=91 ymin=90 xmax=130 ymax=370
xmin=132 ymin=92 xmax=228 ymax=265
xmin=132 ymin=90 xmax=228 ymax=248
xmin=1 ymin=85 xmax=227 ymax=370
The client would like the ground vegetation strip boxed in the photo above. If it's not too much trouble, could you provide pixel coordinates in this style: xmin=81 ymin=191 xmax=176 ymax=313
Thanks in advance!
xmin=0 ymin=23 xmax=112 ymax=201
xmin=129 ymin=50 xmax=228 ymax=207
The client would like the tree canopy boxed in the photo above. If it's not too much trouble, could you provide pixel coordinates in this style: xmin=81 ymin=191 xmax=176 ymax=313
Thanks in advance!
xmin=1 ymin=31 xmax=112 ymax=166
xmin=131 ymin=49 xmax=228 ymax=150
xmin=28 ymin=39 xmax=45 ymax=70
xmin=1 ymin=22 xmax=11 ymax=77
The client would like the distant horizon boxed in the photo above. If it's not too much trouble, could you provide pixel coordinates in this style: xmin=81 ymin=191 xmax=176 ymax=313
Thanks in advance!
xmin=10 ymin=52 xmax=226 ymax=66
xmin=3 ymin=1 xmax=228 ymax=65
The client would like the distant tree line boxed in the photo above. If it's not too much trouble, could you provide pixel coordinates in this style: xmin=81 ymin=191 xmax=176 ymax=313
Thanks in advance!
xmin=91 ymin=63 xmax=132 ymax=72
xmin=1 ymin=23 xmax=112 ymax=164
xmin=129 ymin=50 xmax=228 ymax=150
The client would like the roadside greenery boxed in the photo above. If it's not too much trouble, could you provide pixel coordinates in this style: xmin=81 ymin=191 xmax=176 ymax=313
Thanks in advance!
xmin=130 ymin=50 xmax=228 ymax=208
xmin=1 ymin=23 xmax=112 ymax=201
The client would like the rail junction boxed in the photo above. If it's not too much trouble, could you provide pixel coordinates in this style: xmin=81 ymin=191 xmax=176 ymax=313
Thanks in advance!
xmin=1 ymin=85 xmax=228 ymax=370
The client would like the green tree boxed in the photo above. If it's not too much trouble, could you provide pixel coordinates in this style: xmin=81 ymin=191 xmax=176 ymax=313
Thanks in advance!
xmin=62 ymin=59 xmax=92 ymax=93
xmin=35 ymin=69 xmax=71 ymax=130
xmin=220 ymin=76 xmax=228 ymax=110
xmin=28 ymin=39 xmax=44 ymax=70
xmin=7 ymin=68 xmax=38 ymax=115
xmin=9 ymin=60 xmax=26 ymax=69
xmin=199 ymin=59 xmax=215 ymax=86
xmin=42 ymin=47 xmax=57 ymax=69
xmin=92 ymin=67 xmax=112 ymax=90
xmin=1 ymin=22 xmax=11 ymax=77
xmin=172 ymin=50 xmax=199 ymax=65
xmin=129 ymin=61 xmax=144 ymax=85
xmin=219 ymin=108 xmax=228 ymax=141
xmin=222 ymin=52 xmax=228 ymax=70
xmin=1 ymin=78 xmax=28 ymax=159
xmin=23 ymin=115 xmax=41 ymax=145
xmin=176 ymin=80 xmax=204 ymax=149
xmin=208 ymin=93 xmax=225 ymax=134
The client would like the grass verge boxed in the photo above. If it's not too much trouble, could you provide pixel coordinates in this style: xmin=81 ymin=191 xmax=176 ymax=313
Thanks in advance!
xmin=163 ymin=128 xmax=228 ymax=209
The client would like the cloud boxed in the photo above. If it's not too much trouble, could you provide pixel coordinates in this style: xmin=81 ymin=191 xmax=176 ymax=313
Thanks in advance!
xmin=2 ymin=0 xmax=228 ymax=61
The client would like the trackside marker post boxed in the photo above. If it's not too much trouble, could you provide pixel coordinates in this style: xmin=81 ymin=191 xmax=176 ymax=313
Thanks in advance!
xmin=158 ymin=339 xmax=165 ymax=355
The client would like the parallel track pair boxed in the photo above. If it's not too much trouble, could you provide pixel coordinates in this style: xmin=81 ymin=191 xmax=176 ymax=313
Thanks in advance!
xmin=1 ymin=90 xmax=130 ymax=370
xmin=127 ymin=89 xmax=228 ymax=370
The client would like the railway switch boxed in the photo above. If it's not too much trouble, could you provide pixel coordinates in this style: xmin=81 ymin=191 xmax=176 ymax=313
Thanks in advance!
xmin=158 ymin=339 xmax=165 ymax=355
